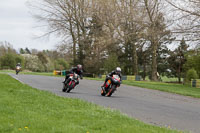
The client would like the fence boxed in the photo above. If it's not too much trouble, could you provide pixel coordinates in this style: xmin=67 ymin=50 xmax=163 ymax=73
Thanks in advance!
xmin=191 ymin=79 xmax=200 ymax=88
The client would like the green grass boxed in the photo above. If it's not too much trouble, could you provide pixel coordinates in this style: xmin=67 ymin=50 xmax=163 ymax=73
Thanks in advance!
xmin=0 ymin=73 xmax=181 ymax=133
xmin=0 ymin=70 xmax=61 ymax=77
xmin=160 ymin=76 xmax=183 ymax=82
xmin=86 ymin=77 xmax=200 ymax=98
xmin=123 ymin=80 xmax=200 ymax=98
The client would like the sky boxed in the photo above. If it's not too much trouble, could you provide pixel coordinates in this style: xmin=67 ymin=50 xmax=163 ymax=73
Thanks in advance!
xmin=0 ymin=0 xmax=60 ymax=51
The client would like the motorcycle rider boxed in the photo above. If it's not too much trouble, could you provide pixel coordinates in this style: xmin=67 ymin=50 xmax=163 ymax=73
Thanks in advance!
xmin=63 ymin=64 xmax=83 ymax=85
xmin=16 ymin=63 xmax=21 ymax=70
xmin=15 ymin=63 xmax=21 ymax=75
xmin=101 ymin=67 xmax=122 ymax=90
xmin=16 ymin=62 xmax=21 ymax=67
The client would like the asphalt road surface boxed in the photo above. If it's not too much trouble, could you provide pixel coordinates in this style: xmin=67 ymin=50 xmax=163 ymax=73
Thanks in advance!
xmin=10 ymin=74 xmax=200 ymax=133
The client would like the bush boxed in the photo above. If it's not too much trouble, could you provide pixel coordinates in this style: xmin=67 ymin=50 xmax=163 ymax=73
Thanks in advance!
xmin=104 ymin=53 xmax=120 ymax=73
xmin=0 ymin=53 xmax=16 ymax=69
xmin=23 ymin=54 xmax=45 ymax=72
xmin=186 ymin=68 xmax=199 ymax=81
xmin=54 ymin=58 xmax=69 ymax=70
xmin=15 ymin=55 xmax=25 ymax=69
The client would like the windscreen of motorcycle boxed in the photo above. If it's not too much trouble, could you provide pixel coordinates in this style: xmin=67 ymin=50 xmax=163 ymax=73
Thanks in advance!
xmin=73 ymin=73 xmax=78 ymax=79
xmin=69 ymin=75 xmax=73 ymax=79
xmin=113 ymin=75 xmax=120 ymax=80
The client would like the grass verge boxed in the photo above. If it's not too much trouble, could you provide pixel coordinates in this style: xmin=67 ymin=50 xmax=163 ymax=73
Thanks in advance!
xmin=0 ymin=70 xmax=61 ymax=77
xmin=0 ymin=73 xmax=180 ymax=133
xmin=86 ymin=77 xmax=200 ymax=98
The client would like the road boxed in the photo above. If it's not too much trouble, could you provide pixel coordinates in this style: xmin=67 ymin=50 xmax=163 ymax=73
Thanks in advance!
xmin=10 ymin=74 xmax=200 ymax=133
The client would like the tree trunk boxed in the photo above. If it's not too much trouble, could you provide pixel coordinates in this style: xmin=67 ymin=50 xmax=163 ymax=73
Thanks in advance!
xmin=133 ymin=44 xmax=138 ymax=75
xmin=142 ymin=55 xmax=146 ymax=80
xmin=69 ymin=19 xmax=77 ymax=65
xmin=178 ymin=62 xmax=181 ymax=83
xmin=151 ymin=40 xmax=158 ymax=81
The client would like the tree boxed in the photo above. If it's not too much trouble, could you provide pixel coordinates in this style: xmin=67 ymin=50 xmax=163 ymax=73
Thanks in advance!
xmin=104 ymin=53 xmax=120 ymax=73
xmin=37 ymin=52 xmax=48 ymax=72
xmin=0 ymin=41 xmax=16 ymax=56
xmin=166 ymin=0 xmax=200 ymax=46
xmin=15 ymin=55 xmax=25 ymax=69
xmin=54 ymin=58 xmax=69 ymax=70
xmin=143 ymin=0 xmax=173 ymax=81
xmin=168 ymin=38 xmax=189 ymax=83
xmin=31 ymin=0 xmax=91 ymax=65
xmin=157 ymin=45 xmax=170 ymax=78
xmin=20 ymin=48 xmax=25 ymax=54
xmin=30 ymin=0 xmax=175 ymax=77
xmin=23 ymin=54 xmax=45 ymax=72
xmin=184 ymin=49 xmax=200 ymax=78
xmin=25 ymin=47 xmax=31 ymax=54
xmin=186 ymin=68 xmax=198 ymax=82
xmin=0 ymin=54 xmax=16 ymax=69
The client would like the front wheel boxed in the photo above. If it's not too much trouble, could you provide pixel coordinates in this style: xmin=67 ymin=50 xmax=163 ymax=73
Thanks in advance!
xmin=16 ymin=70 xmax=19 ymax=75
xmin=62 ymin=83 xmax=67 ymax=92
xmin=107 ymin=86 xmax=116 ymax=97
xmin=66 ymin=81 xmax=75 ymax=93
xmin=66 ymin=87 xmax=72 ymax=93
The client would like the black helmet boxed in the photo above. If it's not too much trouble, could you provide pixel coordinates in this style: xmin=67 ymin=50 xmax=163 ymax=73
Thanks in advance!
xmin=115 ymin=67 xmax=121 ymax=74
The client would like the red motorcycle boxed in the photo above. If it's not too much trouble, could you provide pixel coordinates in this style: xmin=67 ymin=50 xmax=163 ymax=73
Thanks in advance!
xmin=62 ymin=73 xmax=79 ymax=93
xmin=101 ymin=75 xmax=121 ymax=97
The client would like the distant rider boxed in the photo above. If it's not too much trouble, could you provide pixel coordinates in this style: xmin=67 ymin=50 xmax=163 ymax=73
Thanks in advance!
xmin=101 ymin=67 xmax=122 ymax=90
xmin=16 ymin=63 xmax=21 ymax=68
xmin=63 ymin=64 xmax=83 ymax=85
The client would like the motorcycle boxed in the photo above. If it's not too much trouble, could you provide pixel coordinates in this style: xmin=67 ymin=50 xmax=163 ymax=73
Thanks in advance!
xmin=101 ymin=75 xmax=121 ymax=97
xmin=16 ymin=66 xmax=21 ymax=75
xmin=62 ymin=73 xmax=79 ymax=93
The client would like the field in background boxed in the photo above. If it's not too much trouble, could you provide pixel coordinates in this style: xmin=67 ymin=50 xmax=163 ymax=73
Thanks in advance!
xmin=0 ymin=73 xmax=180 ymax=133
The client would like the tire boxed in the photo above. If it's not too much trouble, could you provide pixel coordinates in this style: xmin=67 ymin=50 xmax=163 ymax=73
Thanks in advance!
xmin=66 ymin=87 xmax=72 ymax=93
xmin=107 ymin=90 xmax=113 ymax=97
xmin=66 ymin=82 xmax=74 ymax=93
xmin=101 ymin=89 xmax=106 ymax=96
xmin=62 ymin=84 xmax=67 ymax=92
xmin=107 ymin=86 xmax=116 ymax=97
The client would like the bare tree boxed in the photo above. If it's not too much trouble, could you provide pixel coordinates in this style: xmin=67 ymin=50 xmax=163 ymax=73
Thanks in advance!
xmin=30 ymin=0 xmax=91 ymax=65
xmin=165 ymin=0 xmax=200 ymax=44
xmin=143 ymin=0 xmax=172 ymax=81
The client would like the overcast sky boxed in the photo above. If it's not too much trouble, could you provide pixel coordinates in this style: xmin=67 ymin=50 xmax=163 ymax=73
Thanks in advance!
xmin=0 ymin=0 xmax=59 ymax=51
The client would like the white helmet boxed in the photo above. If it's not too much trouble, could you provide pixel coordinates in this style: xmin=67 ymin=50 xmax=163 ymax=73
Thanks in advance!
xmin=116 ymin=67 xmax=121 ymax=74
